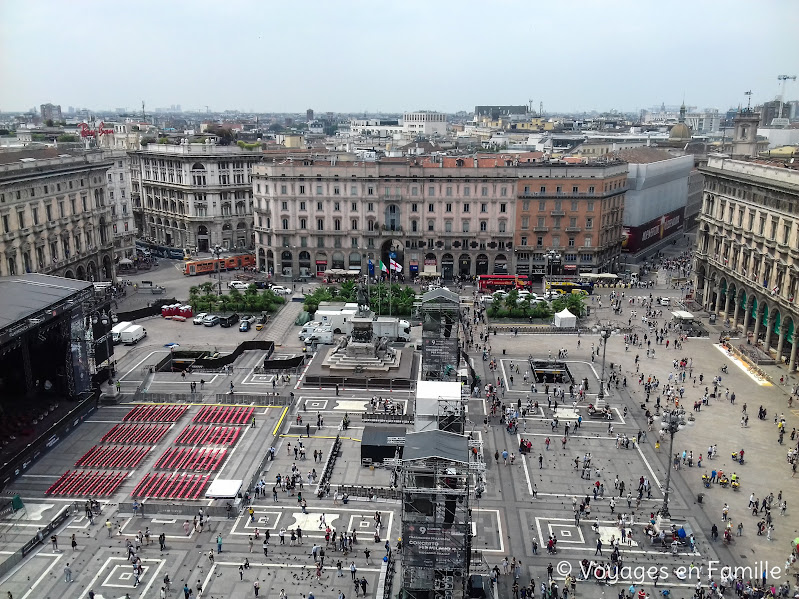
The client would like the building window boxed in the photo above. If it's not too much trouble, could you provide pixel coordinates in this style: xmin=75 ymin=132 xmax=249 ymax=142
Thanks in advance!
xmin=428 ymin=187 xmax=435 ymax=196
xmin=428 ymin=203 xmax=434 ymax=213
xmin=463 ymin=221 xmax=471 ymax=233
xmin=588 ymin=186 xmax=595 ymax=194
xmin=500 ymin=203 xmax=506 ymax=213
xmin=481 ymin=186 xmax=488 ymax=197
xmin=351 ymin=202 xmax=357 ymax=211
xmin=351 ymin=219 xmax=358 ymax=230
xmin=280 ymin=185 xmax=287 ymax=194
xmin=299 ymin=218 xmax=307 ymax=229
xmin=317 ymin=219 xmax=324 ymax=231
xmin=552 ymin=236 xmax=560 ymax=247
xmin=464 ymin=187 xmax=470 ymax=197
xmin=281 ymin=201 xmax=288 ymax=210
xmin=538 ymin=200 xmax=546 ymax=211
xmin=568 ymin=237 xmax=575 ymax=247
xmin=586 ymin=217 xmax=593 ymax=229
xmin=501 ymin=187 xmax=507 ymax=197
xmin=334 ymin=219 xmax=341 ymax=231
xmin=446 ymin=187 xmax=452 ymax=197
xmin=536 ymin=236 xmax=543 ymax=247
xmin=411 ymin=220 xmax=418 ymax=232
xmin=411 ymin=203 xmax=418 ymax=212
xmin=572 ymin=186 xmax=579 ymax=194
xmin=585 ymin=236 xmax=593 ymax=247
xmin=499 ymin=221 xmax=506 ymax=233
xmin=520 ymin=236 xmax=527 ymax=246
xmin=571 ymin=200 xmax=578 ymax=211
xmin=428 ymin=220 xmax=435 ymax=232
xmin=282 ymin=218 xmax=289 ymax=229
xmin=479 ymin=221 xmax=487 ymax=232
xmin=334 ymin=202 xmax=340 ymax=211
xmin=316 ymin=185 xmax=323 ymax=195
xmin=367 ymin=203 xmax=374 ymax=211
xmin=445 ymin=221 xmax=452 ymax=233
xmin=445 ymin=203 xmax=452 ymax=212
xmin=521 ymin=216 xmax=529 ymax=229
xmin=300 ymin=201 xmax=306 ymax=211
xmin=17 ymin=211 xmax=24 ymax=228
xmin=411 ymin=187 xmax=418 ymax=196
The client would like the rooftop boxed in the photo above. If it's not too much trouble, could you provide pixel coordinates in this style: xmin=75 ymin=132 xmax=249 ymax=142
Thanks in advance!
xmin=0 ymin=274 xmax=93 ymax=332
xmin=606 ymin=147 xmax=680 ymax=164
xmin=402 ymin=429 xmax=468 ymax=464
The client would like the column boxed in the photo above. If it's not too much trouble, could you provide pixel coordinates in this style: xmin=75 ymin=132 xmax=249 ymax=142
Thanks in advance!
xmin=752 ymin=308 xmax=763 ymax=345
xmin=21 ymin=337 xmax=34 ymax=398
xmin=775 ymin=323 xmax=788 ymax=366
xmin=789 ymin=335 xmax=798 ymax=373
xmin=742 ymin=299 xmax=752 ymax=335
xmin=763 ymin=315 xmax=776 ymax=355
xmin=714 ymin=287 xmax=723 ymax=313
xmin=722 ymin=291 xmax=731 ymax=321
xmin=732 ymin=295 xmax=741 ymax=328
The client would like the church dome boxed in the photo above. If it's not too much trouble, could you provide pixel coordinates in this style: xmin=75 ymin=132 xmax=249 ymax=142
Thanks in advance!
xmin=669 ymin=123 xmax=691 ymax=140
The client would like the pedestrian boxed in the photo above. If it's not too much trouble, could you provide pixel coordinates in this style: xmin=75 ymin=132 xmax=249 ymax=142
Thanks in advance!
xmin=216 ymin=534 xmax=222 ymax=553
xmin=106 ymin=519 xmax=113 ymax=537
xmin=71 ymin=533 xmax=77 ymax=551
xmin=253 ymin=580 xmax=260 ymax=597
xmin=350 ymin=561 xmax=357 ymax=581
xmin=64 ymin=563 xmax=73 ymax=583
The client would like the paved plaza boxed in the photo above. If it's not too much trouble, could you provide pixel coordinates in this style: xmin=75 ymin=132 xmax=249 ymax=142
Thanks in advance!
xmin=1 ymin=242 xmax=798 ymax=599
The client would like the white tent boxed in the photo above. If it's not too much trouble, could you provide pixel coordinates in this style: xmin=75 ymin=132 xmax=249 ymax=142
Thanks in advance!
xmin=554 ymin=308 xmax=577 ymax=328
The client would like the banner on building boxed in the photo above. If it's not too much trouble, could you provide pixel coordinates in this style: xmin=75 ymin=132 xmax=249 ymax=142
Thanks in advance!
xmin=622 ymin=207 xmax=685 ymax=254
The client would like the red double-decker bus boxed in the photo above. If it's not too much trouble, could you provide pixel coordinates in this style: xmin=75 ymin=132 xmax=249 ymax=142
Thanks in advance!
xmin=477 ymin=274 xmax=530 ymax=292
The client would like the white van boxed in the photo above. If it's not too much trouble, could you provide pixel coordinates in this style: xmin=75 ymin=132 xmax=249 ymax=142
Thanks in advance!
xmin=119 ymin=324 xmax=147 ymax=345
xmin=298 ymin=321 xmax=323 ymax=339
xmin=111 ymin=321 xmax=133 ymax=344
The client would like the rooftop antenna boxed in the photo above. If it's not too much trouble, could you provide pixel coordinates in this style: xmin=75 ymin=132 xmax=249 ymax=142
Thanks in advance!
xmin=777 ymin=75 xmax=796 ymax=119
xmin=744 ymin=91 xmax=752 ymax=111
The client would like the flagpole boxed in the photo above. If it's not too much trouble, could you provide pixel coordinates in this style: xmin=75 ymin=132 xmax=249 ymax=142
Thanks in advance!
xmin=389 ymin=258 xmax=392 ymax=318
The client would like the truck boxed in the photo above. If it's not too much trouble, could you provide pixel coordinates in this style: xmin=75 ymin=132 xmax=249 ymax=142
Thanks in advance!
xmin=298 ymin=321 xmax=323 ymax=339
xmin=119 ymin=324 xmax=147 ymax=345
xmin=371 ymin=317 xmax=412 ymax=342
xmin=111 ymin=321 xmax=133 ymax=344
xmin=315 ymin=308 xmax=358 ymax=334
xmin=303 ymin=324 xmax=334 ymax=345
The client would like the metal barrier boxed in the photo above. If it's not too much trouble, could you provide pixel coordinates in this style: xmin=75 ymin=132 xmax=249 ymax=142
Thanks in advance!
xmin=361 ymin=413 xmax=414 ymax=425
xmin=117 ymin=501 xmax=230 ymax=518
xmin=336 ymin=484 xmax=401 ymax=501
xmin=382 ymin=555 xmax=396 ymax=599
xmin=213 ymin=394 xmax=294 ymax=406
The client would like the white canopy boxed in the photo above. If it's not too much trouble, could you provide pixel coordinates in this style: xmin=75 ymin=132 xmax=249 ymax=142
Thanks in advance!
xmin=671 ymin=310 xmax=695 ymax=320
xmin=554 ymin=308 xmax=577 ymax=328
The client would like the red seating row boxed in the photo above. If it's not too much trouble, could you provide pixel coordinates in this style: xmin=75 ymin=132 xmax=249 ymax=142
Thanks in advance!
xmin=75 ymin=445 xmax=151 ymax=469
xmin=46 ymin=470 xmax=128 ymax=497
xmin=174 ymin=425 xmax=241 ymax=446
xmin=101 ymin=423 xmax=171 ymax=445
xmin=155 ymin=447 xmax=227 ymax=472
xmin=131 ymin=472 xmax=210 ymax=499
xmin=123 ymin=405 xmax=188 ymax=423
xmin=193 ymin=405 xmax=254 ymax=425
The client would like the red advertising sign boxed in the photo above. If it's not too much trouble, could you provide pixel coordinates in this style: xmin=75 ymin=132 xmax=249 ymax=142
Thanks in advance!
xmin=622 ymin=207 xmax=684 ymax=254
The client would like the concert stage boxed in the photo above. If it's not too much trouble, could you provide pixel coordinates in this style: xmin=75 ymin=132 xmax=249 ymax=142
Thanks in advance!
xmin=0 ymin=274 xmax=109 ymax=491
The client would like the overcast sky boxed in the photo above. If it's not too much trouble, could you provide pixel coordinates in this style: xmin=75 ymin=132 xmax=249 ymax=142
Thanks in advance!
xmin=1 ymin=0 xmax=798 ymax=115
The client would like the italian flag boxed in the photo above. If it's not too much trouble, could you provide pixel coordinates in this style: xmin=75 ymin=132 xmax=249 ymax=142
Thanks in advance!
xmin=379 ymin=260 xmax=388 ymax=272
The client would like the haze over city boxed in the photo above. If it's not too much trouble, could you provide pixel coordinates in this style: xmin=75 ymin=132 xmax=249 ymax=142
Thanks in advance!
xmin=1 ymin=0 xmax=798 ymax=114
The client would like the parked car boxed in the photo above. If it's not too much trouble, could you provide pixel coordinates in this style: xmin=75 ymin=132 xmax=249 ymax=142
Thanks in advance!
xmin=219 ymin=313 xmax=240 ymax=328
xmin=203 ymin=315 xmax=220 ymax=327
xmin=254 ymin=281 xmax=269 ymax=289
xmin=270 ymin=285 xmax=291 ymax=295
xmin=658 ymin=297 xmax=671 ymax=306
xmin=193 ymin=312 xmax=208 ymax=325
xmin=239 ymin=320 xmax=251 ymax=332
xmin=228 ymin=281 xmax=250 ymax=291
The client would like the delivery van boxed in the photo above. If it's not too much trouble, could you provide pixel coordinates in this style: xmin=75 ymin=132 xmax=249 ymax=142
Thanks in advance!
xmin=119 ymin=324 xmax=147 ymax=345
xmin=112 ymin=321 xmax=133 ymax=344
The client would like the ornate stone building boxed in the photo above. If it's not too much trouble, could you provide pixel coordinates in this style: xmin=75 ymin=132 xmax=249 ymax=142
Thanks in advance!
xmin=130 ymin=141 xmax=262 ymax=253
xmin=0 ymin=149 xmax=115 ymax=281
xmin=695 ymin=152 xmax=799 ymax=371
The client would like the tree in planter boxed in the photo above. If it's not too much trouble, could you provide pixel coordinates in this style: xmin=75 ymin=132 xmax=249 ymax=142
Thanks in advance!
xmin=519 ymin=296 xmax=532 ymax=318
xmin=551 ymin=293 xmax=586 ymax=317
xmin=503 ymin=289 xmax=519 ymax=313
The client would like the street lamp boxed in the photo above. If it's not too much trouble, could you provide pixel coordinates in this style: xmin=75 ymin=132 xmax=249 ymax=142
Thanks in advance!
xmin=659 ymin=410 xmax=682 ymax=518
xmin=212 ymin=244 xmax=223 ymax=296
xmin=597 ymin=325 xmax=612 ymax=400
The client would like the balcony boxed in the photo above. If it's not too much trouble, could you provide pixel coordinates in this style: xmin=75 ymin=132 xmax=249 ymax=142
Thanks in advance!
xmin=550 ymin=210 xmax=565 ymax=217
xmin=71 ymin=214 xmax=82 ymax=223
xmin=565 ymin=227 xmax=582 ymax=233
xmin=533 ymin=226 xmax=549 ymax=233
xmin=32 ymin=224 xmax=45 ymax=233
xmin=495 ymin=231 xmax=513 ymax=238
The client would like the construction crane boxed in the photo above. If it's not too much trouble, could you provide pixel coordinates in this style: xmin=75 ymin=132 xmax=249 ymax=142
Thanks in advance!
xmin=777 ymin=75 xmax=796 ymax=120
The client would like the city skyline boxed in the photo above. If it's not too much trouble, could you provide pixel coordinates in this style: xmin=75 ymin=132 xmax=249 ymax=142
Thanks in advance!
xmin=1 ymin=0 xmax=798 ymax=115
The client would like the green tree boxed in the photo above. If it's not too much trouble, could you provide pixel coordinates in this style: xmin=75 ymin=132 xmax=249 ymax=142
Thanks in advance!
xmin=519 ymin=296 xmax=532 ymax=318
xmin=45 ymin=119 xmax=54 ymax=127
xmin=504 ymin=289 xmax=519 ymax=313
xmin=158 ymin=137 xmax=169 ymax=144
xmin=57 ymin=134 xmax=78 ymax=142
xmin=551 ymin=293 xmax=586 ymax=317
xmin=141 ymin=136 xmax=156 ymax=145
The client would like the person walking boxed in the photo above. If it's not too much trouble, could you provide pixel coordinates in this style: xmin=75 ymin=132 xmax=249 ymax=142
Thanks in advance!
xmin=216 ymin=534 xmax=222 ymax=553
xmin=106 ymin=519 xmax=113 ymax=537
xmin=350 ymin=561 xmax=357 ymax=581
xmin=253 ymin=580 xmax=260 ymax=597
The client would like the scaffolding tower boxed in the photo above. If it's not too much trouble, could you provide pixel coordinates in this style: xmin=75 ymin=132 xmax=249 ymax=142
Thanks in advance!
xmin=416 ymin=289 xmax=461 ymax=381
xmin=400 ymin=430 xmax=478 ymax=599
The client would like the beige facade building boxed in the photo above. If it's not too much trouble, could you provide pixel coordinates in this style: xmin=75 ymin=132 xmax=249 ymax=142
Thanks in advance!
xmin=252 ymin=154 xmax=628 ymax=280
xmin=0 ymin=149 xmax=115 ymax=281
xmin=695 ymin=154 xmax=799 ymax=371
xmin=130 ymin=141 xmax=262 ymax=253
